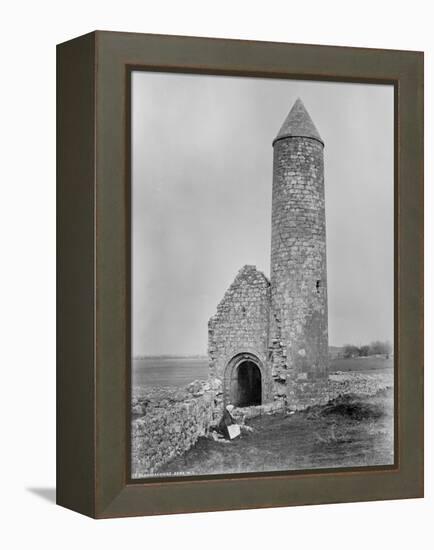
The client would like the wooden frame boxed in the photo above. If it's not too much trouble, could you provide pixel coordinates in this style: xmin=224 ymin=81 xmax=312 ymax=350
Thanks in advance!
xmin=57 ymin=30 xmax=423 ymax=518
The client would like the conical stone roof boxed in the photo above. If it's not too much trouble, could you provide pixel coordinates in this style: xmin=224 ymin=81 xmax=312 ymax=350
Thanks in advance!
xmin=273 ymin=98 xmax=323 ymax=146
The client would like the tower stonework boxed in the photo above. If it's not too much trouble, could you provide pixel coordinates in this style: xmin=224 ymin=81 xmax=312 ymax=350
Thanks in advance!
xmin=269 ymin=98 xmax=329 ymax=408
xmin=208 ymin=98 xmax=329 ymax=413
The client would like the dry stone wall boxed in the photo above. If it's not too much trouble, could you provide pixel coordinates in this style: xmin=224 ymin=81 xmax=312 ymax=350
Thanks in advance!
xmin=131 ymin=379 xmax=222 ymax=478
xmin=328 ymin=371 xmax=393 ymax=400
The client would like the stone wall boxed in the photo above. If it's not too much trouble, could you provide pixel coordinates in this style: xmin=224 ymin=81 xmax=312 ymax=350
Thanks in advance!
xmin=328 ymin=371 xmax=393 ymax=400
xmin=270 ymin=136 xmax=329 ymax=408
xmin=131 ymin=379 xmax=222 ymax=478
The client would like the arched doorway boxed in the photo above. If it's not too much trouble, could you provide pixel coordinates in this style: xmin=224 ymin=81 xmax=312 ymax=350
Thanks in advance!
xmin=233 ymin=360 xmax=262 ymax=407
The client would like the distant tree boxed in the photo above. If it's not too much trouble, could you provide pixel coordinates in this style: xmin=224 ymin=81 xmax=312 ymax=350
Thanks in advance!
xmin=369 ymin=340 xmax=392 ymax=356
xmin=343 ymin=344 xmax=360 ymax=358
xmin=359 ymin=345 xmax=370 ymax=357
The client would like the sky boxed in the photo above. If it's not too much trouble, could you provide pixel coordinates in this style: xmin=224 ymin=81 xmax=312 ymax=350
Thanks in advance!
xmin=132 ymin=72 xmax=394 ymax=356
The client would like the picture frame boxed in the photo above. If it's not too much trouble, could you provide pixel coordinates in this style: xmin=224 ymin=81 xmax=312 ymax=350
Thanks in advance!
xmin=57 ymin=30 xmax=423 ymax=518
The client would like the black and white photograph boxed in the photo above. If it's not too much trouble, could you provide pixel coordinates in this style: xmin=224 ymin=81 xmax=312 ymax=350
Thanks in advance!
xmin=130 ymin=71 xmax=394 ymax=479
xmin=4 ymin=0 xmax=429 ymax=538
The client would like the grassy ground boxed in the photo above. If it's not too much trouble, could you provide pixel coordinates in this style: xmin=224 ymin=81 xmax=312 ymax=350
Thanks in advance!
xmin=157 ymin=388 xmax=394 ymax=476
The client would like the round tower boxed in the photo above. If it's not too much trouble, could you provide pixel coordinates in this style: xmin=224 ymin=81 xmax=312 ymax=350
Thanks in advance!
xmin=269 ymin=98 xmax=329 ymax=409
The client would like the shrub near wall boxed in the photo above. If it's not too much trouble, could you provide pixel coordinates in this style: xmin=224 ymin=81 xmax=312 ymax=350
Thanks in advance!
xmin=131 ymin=379 xmax=222 ymax=478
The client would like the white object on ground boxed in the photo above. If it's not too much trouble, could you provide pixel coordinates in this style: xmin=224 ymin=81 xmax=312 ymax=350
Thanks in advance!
xmin=227 ymin=424 xmax=241 ymax=440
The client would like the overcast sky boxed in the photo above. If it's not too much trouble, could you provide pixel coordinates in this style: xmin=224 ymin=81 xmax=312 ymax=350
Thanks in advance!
xmin=132 ymin=72 xmax=393 ymax=356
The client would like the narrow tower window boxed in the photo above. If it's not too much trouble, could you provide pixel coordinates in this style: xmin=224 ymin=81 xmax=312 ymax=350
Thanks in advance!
xmin=316 ymin=280 xmax=321 ymax=293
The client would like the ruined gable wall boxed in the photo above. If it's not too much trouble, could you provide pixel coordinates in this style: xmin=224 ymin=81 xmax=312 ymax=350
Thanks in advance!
xmin=208 ymin=265 xmax=272 ymax=402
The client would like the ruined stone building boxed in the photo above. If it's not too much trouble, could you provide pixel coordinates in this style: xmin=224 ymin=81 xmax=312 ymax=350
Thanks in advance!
xmin=208 ymin=98 xmax=329 ymax=411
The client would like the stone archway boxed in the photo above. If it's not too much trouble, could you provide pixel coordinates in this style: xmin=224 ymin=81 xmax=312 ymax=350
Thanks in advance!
xmin=234 ymin=361 xmax=262 ymax=406
xmin=224 ymin=353 xmax=265 ymax=407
